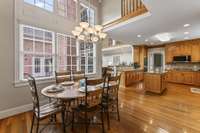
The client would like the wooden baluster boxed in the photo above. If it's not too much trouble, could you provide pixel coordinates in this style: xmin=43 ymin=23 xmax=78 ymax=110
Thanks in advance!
xmin=138 ymin=0 xmax=140 ymax=9
xmin=131 ymin=0 xmax=134 ymax=13
xmin=121 ymin=0 xmax=124 ymax=17
xmin=134 ymin=0 xmax=137 ymax=11
xmin=126 ymin=0 xmax=128 ymax=15
xmin=121 ymin=0 xmax=124 ymax=16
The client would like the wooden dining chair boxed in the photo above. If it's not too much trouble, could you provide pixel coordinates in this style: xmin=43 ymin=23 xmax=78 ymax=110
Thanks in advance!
xmin=27 ymin=75 xmax=66 ymax=133
xmin=101 ymin=74 xmax=121 ymax=130
xmin=55 ymin=71 xmax=71 ymax=84
xmin=71 ymin=77 xmax=105 ymax=133
xmin=72 ymin=71 xmax=85 ymax=82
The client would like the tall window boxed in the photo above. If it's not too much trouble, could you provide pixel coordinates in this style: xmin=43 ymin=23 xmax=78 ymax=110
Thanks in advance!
xmin=57 ymin=0 xmax=76 ymax=20
xmin=57 ymin=33 xmax=77 ymax=72
xmin=20 ymin=25 xmax=55 ymax=80
xmin=79 ymin=42 xmax=96 ymax=74
xmin=24 ymin=0 xmax=54 ymax=12
xmin=19 ymin=25 xmax=96 ymax=81
xmin=80 ymin=3 xmax=95 ymax=25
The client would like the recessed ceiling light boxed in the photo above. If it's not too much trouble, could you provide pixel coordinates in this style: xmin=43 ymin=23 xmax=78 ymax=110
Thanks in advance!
xmin=155 ymin=33 xmax=171 ymax=42
xmin=145 ymin=39 xmax=148 ymax=42
xmin=137 ymin=35 xmax=141 ymax=38
xmin=184 ymin=24 xmax=190 ymax=27
xmin=184 ymin=32 xmax=189 ymax=35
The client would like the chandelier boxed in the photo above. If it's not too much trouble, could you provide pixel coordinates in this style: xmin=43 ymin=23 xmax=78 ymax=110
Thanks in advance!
xmin=72 ymin=0 xmax=107 ymax=43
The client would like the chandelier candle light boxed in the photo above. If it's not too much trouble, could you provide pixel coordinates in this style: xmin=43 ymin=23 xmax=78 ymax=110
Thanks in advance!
xmin=72 ymin=0 xmax=107 ymax=43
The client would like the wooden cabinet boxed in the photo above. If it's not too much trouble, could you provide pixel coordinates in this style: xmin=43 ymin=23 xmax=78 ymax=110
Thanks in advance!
xmin=192 ymin=42 xmax=200 ymax=62
xmin=120 ymin=70 xmax=144 ymax=87
xmin=134 ymin=47 xmax=140 ymax=63
xmin=165 ymin=70 xmax=200 ymax=86
xmin=194 ymin=73 xmax=200 ymax=86
xmin=144 ymin=73 xmax=166 ymax=94
xmin=133 ymin=46 xmax=147 ymax=69
xmin=165 ymin=39 xmax=200 ymax=63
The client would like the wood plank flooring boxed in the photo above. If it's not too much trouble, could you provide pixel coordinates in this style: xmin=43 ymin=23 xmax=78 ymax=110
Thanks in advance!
xmin=0 ymin=82 xmax=200 ymax=133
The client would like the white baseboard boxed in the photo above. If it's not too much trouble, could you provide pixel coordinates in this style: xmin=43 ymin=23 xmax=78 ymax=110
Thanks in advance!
xmin=0 ymin=100 xmax=48 ymax=120
xmin=0 ymin=103 xmax=32 ymax=119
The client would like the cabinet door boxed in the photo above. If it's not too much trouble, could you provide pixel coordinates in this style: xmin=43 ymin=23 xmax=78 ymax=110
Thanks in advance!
xmin=195 ymin=73 xmax=200 ymax=86
xmin=165 ymin=45 xmax=174 ymax=63
xmin=134 ymin=47 xmax=140 ymax=63
xmin=192 ymin=43 xmax=200 ymax=62
xmin=183 ymin=72 xmax=194 ymax=84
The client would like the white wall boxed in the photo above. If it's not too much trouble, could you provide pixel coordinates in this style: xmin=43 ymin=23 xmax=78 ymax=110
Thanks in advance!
xmin=103 ymin=53 xmax=133 ymax=66
xmin=102 ymin=45 xmax=133 ymax=66
xmin=0 ymin=0 xmax=101 ymax=119
xmin=101 ymin=0 xmax=121 ymax=24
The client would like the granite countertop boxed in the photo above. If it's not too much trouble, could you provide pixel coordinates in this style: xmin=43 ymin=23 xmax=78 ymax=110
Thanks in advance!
xmin=167 ymin=69 xmax=200 ymax=72
xmin=144 ymin=71 xmax=167 ymax=74
xmin=121 ymin=69 xmax=144 ymax=72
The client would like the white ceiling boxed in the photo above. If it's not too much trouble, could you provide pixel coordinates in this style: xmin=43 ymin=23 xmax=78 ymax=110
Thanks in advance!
xmin=105 ymin=0 xmax=200 ymax=46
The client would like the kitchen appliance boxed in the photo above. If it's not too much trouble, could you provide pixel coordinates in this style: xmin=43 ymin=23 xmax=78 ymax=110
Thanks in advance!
xmin=173 ymin=55 xmax=191 ymax=62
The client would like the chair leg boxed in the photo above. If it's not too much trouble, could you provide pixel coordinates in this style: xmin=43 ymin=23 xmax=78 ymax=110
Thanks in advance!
xmin=30 ymin=114 xmax=35 ymax=133
xmin=117 ymin=100 xmax=120 ymax=121
xmin=101 ymin=110 xmax=105 ymax=133
xmin=71 ymin=112 xmax=75 ymax=131
xmin=36 ymin=118 xmax=39 ymax=133
xmin=106 ymin=107 xmax=110 ymax=130
xmin=85 ymin=112 xmax=88 ymax=133
xmin=61 ymin=111 xmax=66 ymax=133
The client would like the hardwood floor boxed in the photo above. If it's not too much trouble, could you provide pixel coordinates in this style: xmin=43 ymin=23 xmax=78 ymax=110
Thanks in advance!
xmin=1 ymin=82 xmax=200 ymax=133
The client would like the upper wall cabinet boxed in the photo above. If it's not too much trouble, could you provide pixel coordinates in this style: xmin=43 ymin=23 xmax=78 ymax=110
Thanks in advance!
xmin=133 ymin=46 xmax=147 ymax=69
xmin=165 ymin=39 xmax=200 ymax=63
xmin=192 ymin=40 xmax=200 ymax=62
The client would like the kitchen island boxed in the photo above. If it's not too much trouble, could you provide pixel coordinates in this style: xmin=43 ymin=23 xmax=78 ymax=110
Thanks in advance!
xmin=144 ymin=72 xmax=166 ymax=94
xmin=120 ymin=69 xmax=144 ymax=88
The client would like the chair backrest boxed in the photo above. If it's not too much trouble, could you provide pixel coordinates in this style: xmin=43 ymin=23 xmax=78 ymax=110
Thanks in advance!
xmin=27 ymin=75 xmax=40 ymax=116
xmin=72 ymin=71 xmax=85 ymax=82
xmin=102 ymin=67 xmax=107 ymax=78
xmin=85 ymin=77 xmax=104 ymax=108
xmin=55 ymin=71 xmax=71 ymax=84
xmin=107 ymin=74 xmax=121 ymax=98
xmin=106 ymin=67 xmax=113 ymax=75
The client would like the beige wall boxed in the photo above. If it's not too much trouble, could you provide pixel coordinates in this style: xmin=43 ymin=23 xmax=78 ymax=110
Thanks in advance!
xmin=101 ymin=0 xmax=121 ymax=24
xmin=0 ymin=0 xmax=102 ymax=118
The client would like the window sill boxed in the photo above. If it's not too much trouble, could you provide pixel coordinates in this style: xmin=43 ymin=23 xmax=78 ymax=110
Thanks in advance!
xmin=14 ymin=73 xmax=98 ymax=88
xmin=14 ymin=77 xmax=56 ymax=88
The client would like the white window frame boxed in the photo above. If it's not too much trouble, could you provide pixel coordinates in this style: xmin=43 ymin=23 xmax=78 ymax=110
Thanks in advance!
xmin=24 ymin=0 xmax=54 ymax=12
xmin=56 ymin=0 xmax=77 ymax=20
xmin=79 ymin=42 xmax=96 ymax=75
xmin=19 ymin=24 xmax=55 ymax=81
xmin=80 ymin=2 xmax=95 ymax=25
xmin=56 ymin=33 xmax=78 ymax=72
xmin=57 ymin=0 xmax=68 ymax=17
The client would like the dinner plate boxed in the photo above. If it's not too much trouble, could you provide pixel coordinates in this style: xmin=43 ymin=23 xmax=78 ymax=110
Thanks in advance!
xmin=47 ymin=86 xmax=64 ymax=93
xmin=61 ymin=81 xmax=74 ymax=86
xmin=78 ymin=86 xmax=97 ymax=92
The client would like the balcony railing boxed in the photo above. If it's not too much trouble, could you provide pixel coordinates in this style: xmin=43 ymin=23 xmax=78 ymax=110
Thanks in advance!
xmin=104 ymin=0 xmax=147 ymax=29
xmin=121 ymin=0 xmax=144 ymax=17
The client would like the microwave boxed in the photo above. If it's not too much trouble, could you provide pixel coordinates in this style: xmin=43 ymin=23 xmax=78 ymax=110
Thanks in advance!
xmin=173 ymin=55 xmax=191 ymax=62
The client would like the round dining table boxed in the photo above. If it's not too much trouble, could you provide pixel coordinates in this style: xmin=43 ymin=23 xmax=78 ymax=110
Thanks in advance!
xmin=41 ymin=82 xmax=86 ymax=100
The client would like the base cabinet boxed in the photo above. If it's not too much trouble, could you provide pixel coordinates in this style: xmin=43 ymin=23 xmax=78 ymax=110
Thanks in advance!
xmin=144 ymin=73 xmax=166 ymax=94
xmin=165 ymin=70 xmax=200 ymax=86
xmin=120 ymin=70 xmax=144 ymax=87
xmin=194 ymin=73 xmax=200 ymax=86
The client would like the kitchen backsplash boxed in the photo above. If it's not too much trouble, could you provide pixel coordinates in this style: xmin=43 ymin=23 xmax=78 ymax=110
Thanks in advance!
xmin=165 ymin=63 xmax=200 ymax=71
